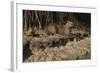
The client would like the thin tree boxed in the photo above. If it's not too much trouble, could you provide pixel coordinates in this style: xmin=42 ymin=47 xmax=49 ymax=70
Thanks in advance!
xmin=35 ymin=11 xmax=41 ymax=29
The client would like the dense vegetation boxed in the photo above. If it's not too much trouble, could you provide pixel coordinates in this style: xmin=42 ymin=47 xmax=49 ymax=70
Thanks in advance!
xmin=23 ymin=10 xmax=91 ymax=62
xmin=23 ymin=10 xmax=91 ymax=35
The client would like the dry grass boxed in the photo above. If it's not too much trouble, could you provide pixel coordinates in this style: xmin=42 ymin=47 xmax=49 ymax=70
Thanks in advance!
xmin=24 ymin=37 xmax=91 ymax=63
